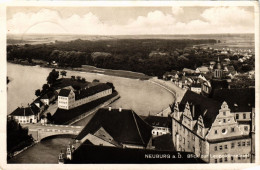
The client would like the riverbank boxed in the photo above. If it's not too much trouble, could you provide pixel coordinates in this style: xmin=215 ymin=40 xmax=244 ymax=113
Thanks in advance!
xmin=7 ymin=61 xmax=151 ymax=80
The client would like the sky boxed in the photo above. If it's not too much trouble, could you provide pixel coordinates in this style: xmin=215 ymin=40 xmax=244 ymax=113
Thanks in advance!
xmin=7 ymin=6 xmax=255 ymax=35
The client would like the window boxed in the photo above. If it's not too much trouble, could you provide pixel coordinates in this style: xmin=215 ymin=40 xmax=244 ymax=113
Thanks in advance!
xmin=236 ymin=114 xmax=239 ymax=119
xmin=224 ymin=145 xmax=228 ymax=149
xmin=223 ymin=119 xmax=226 ymax=123
xmin=224 ymin=157 xmax=228 ymax=162
xmin=238 ymin=155 xmax=241 ymax=160
xmin=242 ymin=142 xmax=246 ymax=146
xmin=222 ymin=128 xmax=227 ymax=134
xmin=243 ymin=114 xmax=246 ymax=119
xmin=215 ymin=146 xmax=217 ymax=151
xmin=223 ymin=111 xmax=226 ymax=116
xmin=244 ymin=126 xmax=248 ymax=131
xmin=219 ymin=158 xmax=223 ymax=163
xmin=231 ymin=156 xmax=234 ymax=161
xmin=231 ymin=143 xmax=235 ymax=148
xmin=231 ymin=127 xmax=235 ymax=132
xmin=215 ymin=159 xmax=218 ymax=163
xmin=238 ymin=142 xmax=241 ymax=147
xmin=219 ymin=145 xmax=222 ymax=150
xmin=215 ymin=130 xmax=218 ymax=134
xmin=247 ymin=141 xmax=251 ymax=146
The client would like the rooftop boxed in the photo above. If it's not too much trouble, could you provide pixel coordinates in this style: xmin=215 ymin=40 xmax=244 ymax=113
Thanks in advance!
xmin=76 ymin=108 xmax=153 ymax=147
xmin=52 ymin=92 xmax=118 ymax=124
xmin=144 ymin=116 xmax=171 ymax=128
xmin=211 ymin=88 xmax=255 ymax=112
xmin=10 ymin=106 xmax=39 ymax=117
xmin=74 ymin=83 xmax=111 ymax=100
xmin=180 ymin=90 xmax=222 ymax=128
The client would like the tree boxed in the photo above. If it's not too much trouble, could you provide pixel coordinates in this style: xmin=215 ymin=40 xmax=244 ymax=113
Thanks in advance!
xmin=76 ymin=76 xmax=81 ymax=82
xmin=60 ymin=70 xmax=67 ymax=78
xmin=42 ymin=84 xmax=49 ymax=94
xmin=47 ymin=69 xmax=59 ymax=85
xmin=35 ymin=89 xmax=41 ymax=97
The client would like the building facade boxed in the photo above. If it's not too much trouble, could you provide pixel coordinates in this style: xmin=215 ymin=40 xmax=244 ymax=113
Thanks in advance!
xmin=58 ymin=84 xmax=112 ymax=110
xmin=171 ymin=90 xmax=253 ymax=163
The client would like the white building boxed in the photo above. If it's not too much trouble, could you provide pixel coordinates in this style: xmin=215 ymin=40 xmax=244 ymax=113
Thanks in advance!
xmin=58 ymin=83 xmax=112 ymax=110
xmin=9 ymin=105 xmax=40 ymax=124
xmin=144 ymin=116 xmax=171 ymax=137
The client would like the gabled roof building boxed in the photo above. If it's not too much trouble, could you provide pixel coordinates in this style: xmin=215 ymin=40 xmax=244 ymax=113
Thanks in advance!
xmin=171 ymin=90 xmax=254 ymax=163
xmin=75 ymin=108 xmax=153 ymax=149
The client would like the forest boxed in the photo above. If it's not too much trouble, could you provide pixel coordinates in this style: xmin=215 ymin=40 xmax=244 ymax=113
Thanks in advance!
xmin=7 ymin=38 xmax=219 ymax=77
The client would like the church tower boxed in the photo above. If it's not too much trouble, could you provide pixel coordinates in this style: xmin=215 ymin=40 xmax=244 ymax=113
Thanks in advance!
xmin=214 ymin=57 xmax=223 ymax=79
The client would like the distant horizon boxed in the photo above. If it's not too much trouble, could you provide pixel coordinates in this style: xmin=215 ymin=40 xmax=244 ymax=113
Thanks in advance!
xmin=7 ymin=33 xmax=255 ymax=36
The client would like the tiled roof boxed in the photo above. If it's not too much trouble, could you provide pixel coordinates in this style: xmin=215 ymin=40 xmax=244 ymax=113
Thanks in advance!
xmin=41 ymin=91 xmax=56 ymax=99
xmin=76 ymin=108 xmax=153 ymax=147
xmin=75 ymin=83 xmax=111 ymax=100
xmin=180 ymin=90 xmax=221 ymax=128
xmin=144 ymin=116 xmax=170 ymax=127
xmin=52 ymin=92 xmax=118 ymax=124
xmin=10 ymin=106 xmax=38 ymax=116
xmin=153 ymin=134 xmax=175 ymax=151
xmin=212 ymin=88 xmax=255 ymax=112
xmin=58 ymin=89 xmax=71 ymax=97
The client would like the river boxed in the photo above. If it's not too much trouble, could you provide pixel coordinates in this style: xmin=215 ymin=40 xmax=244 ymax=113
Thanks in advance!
xmin=7 ymin=62 xmax=175 ymax=163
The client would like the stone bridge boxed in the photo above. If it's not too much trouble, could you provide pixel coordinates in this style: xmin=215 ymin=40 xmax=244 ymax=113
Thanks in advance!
xmin=22 ymin=124 xmax=84 ymax=141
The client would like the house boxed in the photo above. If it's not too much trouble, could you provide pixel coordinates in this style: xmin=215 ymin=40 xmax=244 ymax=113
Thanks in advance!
xmin=211 ymin=88 xmax=255 ymax=136
xmin=58 ymin=83 xmax=112 ymax=110
xmin=171 ymin=90 xmax=253 ymax=163
xmin=144 ymin=116 xmax=171 ymax=137
xmin=190 ymin=83 xmax=202 ymax=94
xmin=183 ymin=68 xmax=196 ymax=74
xmin=75 ymin=107 xmax=153 ymax=149
xmin=195 ymin=66 xmax=209 ymax=74
xmin=9 ymin=104 xmax=40 ymax=124
xmin=40 ymin=91 xmax=57 ymax=105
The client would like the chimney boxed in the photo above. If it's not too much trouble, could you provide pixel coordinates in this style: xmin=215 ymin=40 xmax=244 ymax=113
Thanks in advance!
xmin=108 ymin=106 xmax=112 ymax=111
xmin=119 ymin=107 xmax=122 ymax=112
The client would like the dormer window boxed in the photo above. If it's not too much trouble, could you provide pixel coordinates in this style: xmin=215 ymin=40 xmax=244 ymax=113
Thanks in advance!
xmin=223 ymin=112 xmax=226 ymax=116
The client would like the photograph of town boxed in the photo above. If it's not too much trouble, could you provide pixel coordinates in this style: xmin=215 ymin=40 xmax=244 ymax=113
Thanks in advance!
xmin=4 ymin=2 xmax=257 ymax=167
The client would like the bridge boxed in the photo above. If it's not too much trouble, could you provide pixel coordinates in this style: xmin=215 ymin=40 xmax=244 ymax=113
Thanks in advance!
xmin=22 ymin=124 xmax=84 ymax=141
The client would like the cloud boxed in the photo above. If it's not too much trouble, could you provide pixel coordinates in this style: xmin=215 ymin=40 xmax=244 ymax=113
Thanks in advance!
xmin=171 ymin=7 xmax=184 ymax=16
xmin=7 ymin=7 xmax=254 ymax=35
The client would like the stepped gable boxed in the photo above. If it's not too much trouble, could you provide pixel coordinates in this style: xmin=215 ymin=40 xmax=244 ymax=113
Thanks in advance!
xmin=76 ymin=108 xmax=153 ymax=147
xmin=212 ymin=88 xmax=255 ymax=112
xmin=180 ymin=90 xmax=221 ymax=128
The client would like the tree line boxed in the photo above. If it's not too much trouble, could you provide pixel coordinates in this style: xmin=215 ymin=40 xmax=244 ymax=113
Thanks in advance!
xmin=7 ymin=38 xmax=218 ymax=77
